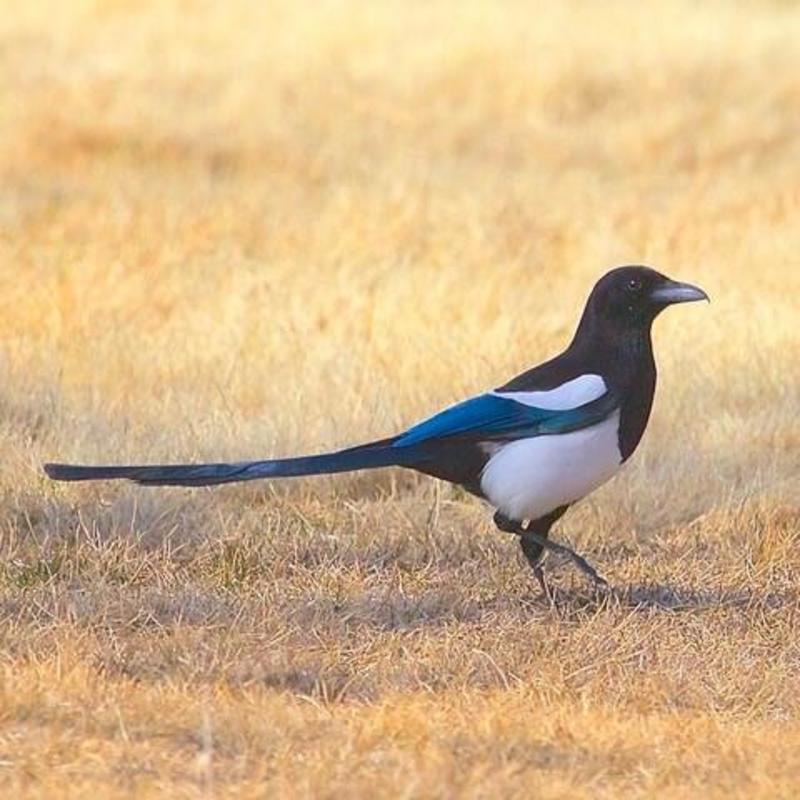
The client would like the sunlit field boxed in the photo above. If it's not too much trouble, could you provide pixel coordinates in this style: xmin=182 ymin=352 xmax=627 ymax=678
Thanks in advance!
xmin=1 ymin=0 xmax=799 ymax=796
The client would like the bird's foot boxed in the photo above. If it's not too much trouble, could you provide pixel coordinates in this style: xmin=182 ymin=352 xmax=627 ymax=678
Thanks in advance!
xmin=519 ymin=534 xmax=555 ymax=602
xmin=500 ymin=512 xmax=610 ymax=596
xmin=532 ymin=563 xmax=557 ymax=605
xmin=523 ymin=530 xmax=609 ymax=590
xmin=559 ymin=544 xmax=609 ymax=589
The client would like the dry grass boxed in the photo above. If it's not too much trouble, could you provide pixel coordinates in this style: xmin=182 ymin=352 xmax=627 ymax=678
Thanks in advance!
xmin=1 ymin=0 xmax=799 ymax=796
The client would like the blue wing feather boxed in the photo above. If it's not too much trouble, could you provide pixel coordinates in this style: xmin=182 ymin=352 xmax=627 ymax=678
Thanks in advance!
xmin=393 ymin=391 xmax=619 ymax=448
xmin=45 ymin=389 xmax=621 ymax=487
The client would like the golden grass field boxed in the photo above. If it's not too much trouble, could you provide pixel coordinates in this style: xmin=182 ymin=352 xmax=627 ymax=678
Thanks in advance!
xmin=1 ymin=0 xmax=800 ymax=796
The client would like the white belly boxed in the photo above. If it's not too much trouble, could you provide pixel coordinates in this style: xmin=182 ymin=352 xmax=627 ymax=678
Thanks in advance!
xmin=479 ymin=411 xmax=622 ymax=521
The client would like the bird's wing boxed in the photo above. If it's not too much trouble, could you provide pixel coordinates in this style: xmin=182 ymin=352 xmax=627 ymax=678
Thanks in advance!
xmin=393 ymin=379 xmax=619 ymax=448
xmin=44 ymin=375 xmax=618 ymax=487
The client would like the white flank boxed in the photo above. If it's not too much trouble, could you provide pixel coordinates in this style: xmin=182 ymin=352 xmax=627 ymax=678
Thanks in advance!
xmin=479 ymin=410 xmax=622 ymax=521
xmin=492 ymin=373 xmax=606 ymax=410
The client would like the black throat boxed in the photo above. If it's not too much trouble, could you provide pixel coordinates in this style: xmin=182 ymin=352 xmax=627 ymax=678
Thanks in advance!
xmin=570 ymin=309 xmax=657 ymax=462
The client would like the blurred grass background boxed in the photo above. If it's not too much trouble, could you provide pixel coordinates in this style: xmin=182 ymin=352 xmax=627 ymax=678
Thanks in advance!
xmin=0 ymin=0 xmax=799 ymax=797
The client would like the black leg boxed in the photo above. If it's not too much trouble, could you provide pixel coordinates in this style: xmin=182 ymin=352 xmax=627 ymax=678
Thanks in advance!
xmin=520 ymin=527 xmax=608 ymax=588
xmin=519 ymin=533 xmax=552 ymax=598
xmin=494 ymin=509 xmax=561 ymax=596
xmin=493 ymin=511 xmax=524 ymax=535
xmin=493 ymin=506 xmax=607 ymax=589
xmin=521 ymin=507 xmax=566 ymax=598
xmin=518 ymin=521 xmax=547 ymax=566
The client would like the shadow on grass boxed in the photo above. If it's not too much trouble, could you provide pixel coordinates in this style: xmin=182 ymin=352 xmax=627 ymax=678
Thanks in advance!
xmin=522 ymin=582 xmax=793 ymax=613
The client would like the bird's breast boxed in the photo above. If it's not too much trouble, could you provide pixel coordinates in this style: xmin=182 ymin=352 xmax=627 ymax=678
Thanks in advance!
xmin=479 ymin=411 xmax=623 ymax=521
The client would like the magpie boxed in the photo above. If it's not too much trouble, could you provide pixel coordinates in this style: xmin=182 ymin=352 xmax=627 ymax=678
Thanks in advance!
xmin=44 ymin=266 xmax=708 ymax=590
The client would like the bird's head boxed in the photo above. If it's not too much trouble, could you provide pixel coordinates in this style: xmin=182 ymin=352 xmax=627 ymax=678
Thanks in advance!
xmin=580 ymin=265 xmax=709 ymax=337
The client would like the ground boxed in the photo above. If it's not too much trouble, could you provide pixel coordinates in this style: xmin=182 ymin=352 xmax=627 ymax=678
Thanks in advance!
xmin=1 ymin=0 xmax=799 ymax=796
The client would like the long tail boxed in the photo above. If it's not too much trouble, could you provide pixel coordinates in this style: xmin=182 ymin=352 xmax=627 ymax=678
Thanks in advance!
xmin=44 ymin=437 xmax=414 ymax=487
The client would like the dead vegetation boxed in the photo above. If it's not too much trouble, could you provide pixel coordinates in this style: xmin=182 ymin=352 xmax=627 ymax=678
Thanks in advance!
xmin=0 ymin=0 xmax=799 ymax=796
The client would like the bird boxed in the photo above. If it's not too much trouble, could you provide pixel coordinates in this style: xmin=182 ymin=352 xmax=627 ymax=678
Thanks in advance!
xmin=45 ymin=266 xmax=708 ymax=592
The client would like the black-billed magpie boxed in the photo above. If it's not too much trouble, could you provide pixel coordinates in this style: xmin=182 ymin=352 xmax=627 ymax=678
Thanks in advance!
xmin=45 ymin=266 xmax=708 ymax=590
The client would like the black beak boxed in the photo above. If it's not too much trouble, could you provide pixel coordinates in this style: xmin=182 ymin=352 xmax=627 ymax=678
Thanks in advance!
xmin=649 ymin=279 xmax=709 ymax=305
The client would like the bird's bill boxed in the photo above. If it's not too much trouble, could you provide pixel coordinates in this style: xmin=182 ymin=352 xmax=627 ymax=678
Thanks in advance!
xmin=649 ymin=280 xmax=709 ymax=305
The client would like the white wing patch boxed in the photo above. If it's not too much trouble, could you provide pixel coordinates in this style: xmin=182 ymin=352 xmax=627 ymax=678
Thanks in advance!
xmin=492 ymin=373 xmax=607 ymax=410
xmin=480 ymin=410 xmax=622 ymax=521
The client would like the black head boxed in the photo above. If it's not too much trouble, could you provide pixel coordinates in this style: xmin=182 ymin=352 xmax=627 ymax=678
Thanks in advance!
xmin=577 ymin=265 xmax=708 ymax=338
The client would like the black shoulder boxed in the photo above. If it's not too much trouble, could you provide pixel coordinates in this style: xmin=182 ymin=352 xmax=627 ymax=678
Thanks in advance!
xmin=496 ymin=349 xmax=590 ymax=392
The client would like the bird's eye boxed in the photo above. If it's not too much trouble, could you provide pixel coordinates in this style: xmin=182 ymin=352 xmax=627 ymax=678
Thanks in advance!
xmin=625 ymin=278 xmax=642 ymax=293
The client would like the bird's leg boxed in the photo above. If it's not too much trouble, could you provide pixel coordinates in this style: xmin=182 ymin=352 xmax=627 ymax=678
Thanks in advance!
xmin=494 ymin=507 xmax=607 ymax=590
xmin=518 ymin=531 xmax=551 ymax=598
xmin=521 ymin=525 xmax=608 ymax=588
xmin=493 ymin=511 xmax=550 ymax=597
xmin=493 ymin=511 xmax=523 ymax=535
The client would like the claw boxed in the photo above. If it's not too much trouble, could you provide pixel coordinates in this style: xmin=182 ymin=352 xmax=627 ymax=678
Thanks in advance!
xmin=533 ymin=564 xmax=556 ymax=604
xmin=524 ymin=531 xmax=608 ymax=589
